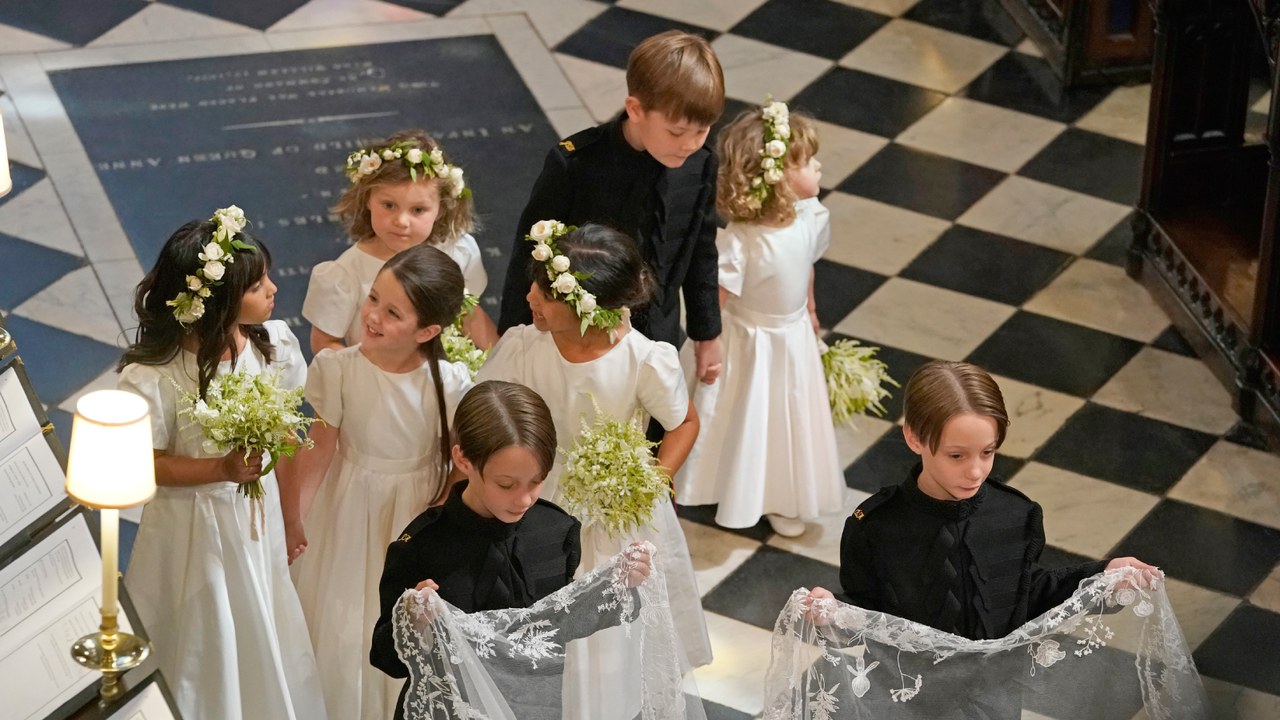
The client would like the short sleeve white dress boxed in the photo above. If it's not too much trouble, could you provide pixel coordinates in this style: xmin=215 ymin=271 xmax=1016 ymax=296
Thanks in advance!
xmin=292 ymin=345 xmax=473 ymax=720
xmin=118 ymin=321 xmax=328 ymax=720
xmin=302 ymin=234 xmax=488 ymax=345
xmin=477 ymin=324 xmax=712 ymax=719
xmin=674 ymin=198 xmax=845 ymax=528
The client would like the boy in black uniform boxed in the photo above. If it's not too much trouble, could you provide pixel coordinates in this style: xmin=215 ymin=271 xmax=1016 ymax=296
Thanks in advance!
xmin=498 ymin=30 xmax=726 ymax=387
xmin=809 ymin=361 xmax=1161 ymax=641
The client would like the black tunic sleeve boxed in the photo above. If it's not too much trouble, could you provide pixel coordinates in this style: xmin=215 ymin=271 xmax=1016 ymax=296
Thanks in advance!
xmin=838 ymin=514 xmax=882 ymax=608
xmin=562 ymin=517 xmax=583 ymax=587
xmin=681 ymin=152 xmax=722 ymax=342
xmin=370 ymin=539 xmax=423 ymax=679
xmin=1022 ymin=504 xmax=1109 ymax=618
xmin=499 ymin=148 xmax=573 ymax=333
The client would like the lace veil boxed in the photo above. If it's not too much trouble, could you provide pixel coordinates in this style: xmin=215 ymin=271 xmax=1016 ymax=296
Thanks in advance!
xmin=392 ymin=541 xmax=707 ymax=720
xmin=763 ymin=568 xmax=1210 ymax=720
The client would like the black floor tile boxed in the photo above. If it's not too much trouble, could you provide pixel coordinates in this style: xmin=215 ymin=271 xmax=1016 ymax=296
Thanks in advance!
xmin=1223 ymin=424 xmax=1269 ymax=451
xmin=1035 ymin=403 xmax=1217 ymax=494
xmin=1018 ymin=128 xmax=1145 ymax=205
xmin=1 ymin=161 xmax=46 ymax=208
xmin=903 ymin=0 xmax=1023 ymax=45
xmin=702 ymin=699 xmax=754 ymax=720
xmin=960 ymin=53 xmax=1112 ymax=124
xmin=380 ymin=0 xmax=469 ymax=16
xmin=1084 ymin=214 xmax=1135 ymax=267
xmin=1037 ymin=544 xmax=1098 ymax=570
xmin=1112 ymin=500 xmax=1280 ymax=596
xmin=837 ymin=143 xmax=1007 ymax=220
xmin=966 ymin=311 xmax=1143 ymax=397
xmin=675 ymin=503 xmax=773 ymax=542
xmin=844 ymin=429 xmax=916 ymax=494
xmin=991 ymin=453 xmax=1026 ymax=482
xmin=554 ymin=7 xmax=718 ymax=69
xmin=899 ymin=225 xmax=1072 ymax=305
xmin=0 ymin=0 xmax=147 ymax=45
xmin=0 ymin=233 xmax=86 ymax=311
xmin=730 ymin=0 xmax=889 ymax=60
xmin=1195 ymin=605 xmax=1280 ymax=696
xmin=823 ymin=332 xmax=928 ymax=421
xmin=701 ymin=546 xmax=841 ymax=630
xmin=709 ymin=97 xmax=757 ymax=147
xmin=1150 ymin=325 xmax=1198 ymax=358
xmin=790 ymin=67 xmax=948 ymax=138
xmin=812 ymin=259 xmax=887 ymax=328
xmin=163 ymin=0 xmax=309 ymax=30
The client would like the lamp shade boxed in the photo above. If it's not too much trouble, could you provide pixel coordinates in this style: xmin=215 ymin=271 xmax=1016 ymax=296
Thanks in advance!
xmin=66 ymin=390 xmax=156 ymax=509
xmin=0 ymin=103 xmax=11 ymax=199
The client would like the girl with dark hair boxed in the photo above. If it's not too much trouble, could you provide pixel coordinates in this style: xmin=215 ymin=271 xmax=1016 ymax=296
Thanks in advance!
xmin=477 ymin=221 xmax=712 ymax=718
xmin=284 ymin=243 xmax=474 ymax=720
xmin=117 ymin=208 xmax=328 ymax=720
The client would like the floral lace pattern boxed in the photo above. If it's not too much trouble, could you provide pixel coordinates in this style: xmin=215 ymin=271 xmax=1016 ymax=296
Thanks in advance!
xmin=763 ymin=568 xmax=1209 ymax=720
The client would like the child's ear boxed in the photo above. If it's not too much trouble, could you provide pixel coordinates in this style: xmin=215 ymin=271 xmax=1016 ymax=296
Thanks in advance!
xmin=415 ymin=324 xmax=443 ymax=345
xmin=623 ymin=96 xmax=645 ymax=123
xmin=902 ymin=424 xmax=925 ymax=456
xmin=451 ymin=445 xmax=475 ymax=476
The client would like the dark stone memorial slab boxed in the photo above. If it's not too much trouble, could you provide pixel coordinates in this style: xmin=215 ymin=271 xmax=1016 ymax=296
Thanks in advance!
xmin=49 ymin=35 xmax=558 ymax=359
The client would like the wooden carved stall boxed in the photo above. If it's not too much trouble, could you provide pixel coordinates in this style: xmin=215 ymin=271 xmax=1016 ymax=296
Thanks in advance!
xmin=1000 ymin=0 xmax=1156 ymax=84
xmin=1132 ymin=0 xmax=1280 ymax=449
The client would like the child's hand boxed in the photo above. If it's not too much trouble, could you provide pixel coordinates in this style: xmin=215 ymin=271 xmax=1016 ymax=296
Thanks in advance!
xmin=285 ymin=521 xmax=307 ymax=565
xmin=220 ymin=449 xmax=264 ymax=483
xmin=415 ymin=578 xmax=440 ymax=593
xmin=809 ymin=311 xmax=821 ymax=335
xmin=624 ymin=542 xmax=652 ymax=587
xmin=694 ymin=338 xmax=723 ymax=385
xmin=803 ymin=587 xmax=836 ymax=625
xmin=1105 ymin=557 xmax=1163 ymax=590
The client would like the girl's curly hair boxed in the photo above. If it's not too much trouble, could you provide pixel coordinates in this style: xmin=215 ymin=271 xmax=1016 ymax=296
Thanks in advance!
xmin=715 ymin=109 xmax=818 ymax=226
xmin=332 ymin=128 xmax=476 ymax=246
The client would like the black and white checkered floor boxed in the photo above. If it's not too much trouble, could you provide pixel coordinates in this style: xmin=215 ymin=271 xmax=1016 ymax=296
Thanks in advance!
xmin=1 ymin=0 xmax=1278 ymax=717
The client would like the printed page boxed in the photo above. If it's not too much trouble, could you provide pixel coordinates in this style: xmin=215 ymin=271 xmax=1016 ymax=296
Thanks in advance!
xmin=0 ymin=367 xmax=42 ymax=461
xmin=0 ymin=433 xmax=68 ymax=549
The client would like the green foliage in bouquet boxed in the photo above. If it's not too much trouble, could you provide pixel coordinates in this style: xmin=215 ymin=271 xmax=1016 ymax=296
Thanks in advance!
xmin=173 ymin=368 xmax=316 ymax=499
xmin=441 ymin=291 xmax=488 ymax=380
xmin=820 ymin=337 xmax=899 ymax=426
xmin=559 ymin=396 xmax=670 ymax=539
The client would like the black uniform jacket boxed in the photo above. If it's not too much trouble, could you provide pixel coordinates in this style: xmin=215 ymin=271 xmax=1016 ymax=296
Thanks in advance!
xmin=497 ymin=114 xmax=721 ymax=346
xmin=370 ymin=480 xmax=581 ymax=719
xmin=838 ymin=465 xmax=1108 ymax=640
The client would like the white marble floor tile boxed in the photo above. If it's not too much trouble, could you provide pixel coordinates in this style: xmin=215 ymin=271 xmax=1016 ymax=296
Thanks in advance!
xmin=1 ymin=93 xmax=41 ymax=169
xmin=1074 ymin=84 xmax=1150 ymax=146
xmin=812 ymin=120 xmax=888 ymax=190
xmin=39 ymin=151 xmax=137 ymax=264
xmin=544 ymin=106 xmax=595 ymax=138
xmin=897 ymin=97 xmax=1065 ymax=172
xmin=57 ymin=367 xmax=122 ymax=414
xmin=1168 ymin=440 xmax=1280 ymax=531
xmin=957 ymin=175 xmax=1133 ymax=254
xmin=691 ymin=612 xmax=775 ymax=715
xmin=0 ymin=178 xmax=83 ymax=257
xmin=36 ymin=33 xmax=273 ymax=71
xmin=834 ymin=0 xmax=920 ymax=15
xmin=1093 ymin=346 xmax=1238 ymax=435
xmin=619 ymin=0 xmax=769 ymax=32
xmin=989 ymin=374 xmax=1085 ymax=458
xmin=1253 ymin=90 xmax=1271 ymax=114
xmin=1201 ymin=678 xmax=1280 ymax=720
xmin=12 ymin=266 xmax=126 ymax=347
xmin=0 ymin=53 xmax=85 ymax=154
xmin=270 ymin=0 xmax=431 ymax=32
xmin=1015 ymin=38 xmax=1042 ymax=57
xmin=89 ymin=4 xmax=258 ymax=47
xmin=489 ymin=14 xmax=582 ymax=112
xmin=679 ymin=518 xmax=762 ymax=597
xmin=840 ymin=19 xmax=1007 ymax=94
xmin=767 ymin=487 xmax=867 ymax=566
xmin=1249 ymin=563 xmax=1280 ymax=614
xmin=449 ymin=0 xmax=606 ymax=47
xmin=264 ymin=17 xmax=486 ymax=52
xmin=1161 ymin=578 xmax=1240 ymax=650
xmin=833 ymin=413 xmax=895 ymax=468
xmin=1022 ymin=258 xmax=1172 ymax=343
xmin=1007 ymin=462 xmax=1158 ymax=558
xmin=92 ymin=257 xmax=146 ymax=332
xmin=553 ymin=53 xmax=626 ymax=123
xmin=823 ymin=191 xmax=949 ymax=274
xmin=834 ymin=277 xmax=1016 ymax=360
xmin=0 ymin=24 xmax=73 ymax=55
xmin=712 ymin=34 xmax=833 ymax=104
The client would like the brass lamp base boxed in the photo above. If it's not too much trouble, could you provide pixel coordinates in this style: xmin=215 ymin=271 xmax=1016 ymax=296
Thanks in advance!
xmin=70 ymin=614 xmax=151 ymax=701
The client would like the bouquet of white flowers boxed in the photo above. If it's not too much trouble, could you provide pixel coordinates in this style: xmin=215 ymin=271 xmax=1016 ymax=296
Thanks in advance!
xmin=559 ymin=397 xmax=669 ymax=539
xmin=173 ymin=368 xmax=315 ymax=499
xmin=819 ymin=337 xmax=899 ymax=425
xmin=441 ymin=291 xmax=487 ymax=380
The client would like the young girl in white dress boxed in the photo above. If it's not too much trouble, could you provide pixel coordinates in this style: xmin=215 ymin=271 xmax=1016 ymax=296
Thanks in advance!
xmin=674 ymin=103 xmax=844 ymax=538
xmin=283 ymin=244 xmax=474 ymax=720
xmin=476 ymin=222 xmax=712 ymax=719
xmin=302 ymin=129 xmax=497 ymax=355
xmin=117 ymin=209 xmax=327 ymax=720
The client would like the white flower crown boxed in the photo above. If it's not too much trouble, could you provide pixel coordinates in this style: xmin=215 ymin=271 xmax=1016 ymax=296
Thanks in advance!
xmin=527 ymin=220 xmax=628 ymax=340
xmin=166 ymin=205 xmax=255 ymax=325
xmin=344 ymin=141 xmax=470 ymax=199
xmin=746 ymin=97 xmax=792 ymax=211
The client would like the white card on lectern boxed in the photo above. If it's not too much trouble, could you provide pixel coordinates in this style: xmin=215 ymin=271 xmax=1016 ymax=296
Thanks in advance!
xmin=0 ymin=366 xmax=43 ymax=463
xmin=0 ymin=431 xmax=68 ymax=550
xmin=106 ymin=679 xmax=178 ymax=720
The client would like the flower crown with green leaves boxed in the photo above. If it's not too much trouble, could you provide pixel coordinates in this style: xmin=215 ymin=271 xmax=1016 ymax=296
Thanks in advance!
xmin=746 ymin=97 xmax=792 ymax=211
xmin=167 ymin=206 xmax=255 ymax=325
xmin=527 ymin=220 xmax=628 ymax=340
xmin=344 ymin=141 xmax=470 ymax=199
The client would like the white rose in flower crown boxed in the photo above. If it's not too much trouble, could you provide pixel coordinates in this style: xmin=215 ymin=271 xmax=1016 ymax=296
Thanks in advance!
xmin=747 ymin=195 xmax=763 ymax=210
xmin=406 ymin=148 xmax=423 ymax=164
xmin=178 ymin=296 xmax=205 ymax=324
xmin=579 ymin=292 xmax=597 ymax=313
xmin=449 ymin=166 xmax=464 ymax=182
xmin=382 ymin=149 xmax=396 ymax=160
xmin=451 ymin=179 xmax=465 ymax=197
xmin=752 ymin=176 xmax=763 ymax=187
xmin=766 ymin=139 xmax=787 ymax=158
xmin=551 ymin=255 xmax=571 ymax=273
xmin=359 ymin=154 xmax=382 ymax=175
xmin=774 ymin=123 xmax=791 ymax=140
xmin=435 ymin=164 xmax=450 ymax=178
xmin=553 ymin=272 xmax=577 ymax=294
xmin=197 ymin=286 xmax=211 ymax=298
xmin=429 ymin=149 xmax=444 ymax=165
xmin=761 ymin=157 xmax=776 ymax=170
xmin=200 ymin=241 xmax=226 ymax=262
xmin=530 ymin=220 xmax=557 ymax=242
xmin=203 ymin=260 xmax=226 ymax=281
xmin=187 ymin=275 xmax=203 ymax=291
xmin=764 ymin=101 xmax=788 ymax=122
xmin=765 ymin=167 xmax=785 ymax=185
xmin=213 ymin=206 xmax=246 ymax=231
xmin=532 ymin=243 xmax=553 ymax=261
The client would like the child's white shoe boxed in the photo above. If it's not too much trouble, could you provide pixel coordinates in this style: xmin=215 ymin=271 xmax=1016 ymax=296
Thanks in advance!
xmin=766 ymin=514 xmax=806 ymax=537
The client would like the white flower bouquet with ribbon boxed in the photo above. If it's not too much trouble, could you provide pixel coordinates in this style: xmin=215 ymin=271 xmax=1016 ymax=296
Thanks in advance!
xmin=818 ymin=337 xmax=899 ymax=425
xmin=559 ymin=396 xmax=669 ymax=539
xmin=441 ymin=290 xmax=488 ymax=380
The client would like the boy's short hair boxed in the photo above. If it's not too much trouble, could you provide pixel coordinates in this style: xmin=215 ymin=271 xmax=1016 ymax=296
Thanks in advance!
xmin=627 ymin=31 xmax=724 ymax=127
xmin=903 ymin=361 xmax=1009 ymax=454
